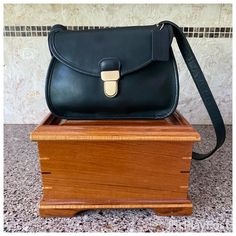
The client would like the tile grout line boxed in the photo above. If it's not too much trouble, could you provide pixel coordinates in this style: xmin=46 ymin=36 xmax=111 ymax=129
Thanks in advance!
xmin=3 ymin=26 xmax=233 ymax=38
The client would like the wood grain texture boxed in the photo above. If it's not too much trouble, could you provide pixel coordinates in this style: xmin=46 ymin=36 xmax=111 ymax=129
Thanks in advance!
xmin=31 ymin=111 xmax=199 ymax=217
xmin=39 ymin=200 xmax=193 ymax=217
xmin=39 ymin=140 xmax=193 ymax=200
xmin=30 ymin=112 xmax=201 ymax=141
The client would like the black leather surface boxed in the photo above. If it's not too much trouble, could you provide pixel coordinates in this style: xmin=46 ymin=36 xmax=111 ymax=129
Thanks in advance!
xmin=46 ymin=24 xmax=178 ymax=119
xmin=100 ymin=58 xmax=120 ymax=71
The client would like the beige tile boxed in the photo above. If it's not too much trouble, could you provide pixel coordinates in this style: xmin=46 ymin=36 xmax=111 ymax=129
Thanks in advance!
xmin=174 ymin=38 xmax=232 ymax=124
xmin=4 ymin=4 xmax=231 ymax=27
xmin=4 ymin=37 xmax=50 ymax=124
xmin=219 ymin=4 xmax=232 ymax=26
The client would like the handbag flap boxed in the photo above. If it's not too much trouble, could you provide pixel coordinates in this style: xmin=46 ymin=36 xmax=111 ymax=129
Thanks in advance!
xmin=48 ymin=25 xmax=173 ymax=77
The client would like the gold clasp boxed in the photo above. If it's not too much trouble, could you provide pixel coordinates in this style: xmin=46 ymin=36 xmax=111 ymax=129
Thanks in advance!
xmin=101 ymin=70 xmax=120 ymax=98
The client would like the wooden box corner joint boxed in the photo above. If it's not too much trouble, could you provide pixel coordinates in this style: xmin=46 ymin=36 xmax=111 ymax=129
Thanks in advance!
xmin=31 ymin=111 xmax=200 ymax=217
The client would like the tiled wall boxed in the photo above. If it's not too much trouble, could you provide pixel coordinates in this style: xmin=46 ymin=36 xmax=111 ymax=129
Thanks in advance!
xmin=4 ymin=4 xmax=232 ymax=124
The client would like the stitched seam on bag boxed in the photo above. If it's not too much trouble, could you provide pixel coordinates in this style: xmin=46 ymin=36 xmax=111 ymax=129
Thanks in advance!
xmin=153 ymin=49 xmax=179 ymax=119
xmin=46 ymin=58 xmax=68 ymax=117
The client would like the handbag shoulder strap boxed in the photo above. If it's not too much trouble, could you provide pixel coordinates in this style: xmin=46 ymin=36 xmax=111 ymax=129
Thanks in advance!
xmin=159 ymin=21 xmax=226 ymax=160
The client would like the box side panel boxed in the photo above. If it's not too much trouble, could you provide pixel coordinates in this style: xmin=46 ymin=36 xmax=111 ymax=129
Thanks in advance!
xmin=38 ymin=141 xmax=193 ymax=203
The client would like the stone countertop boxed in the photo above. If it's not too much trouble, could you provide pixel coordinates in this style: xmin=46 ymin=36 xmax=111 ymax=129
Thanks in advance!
xmin=3 ymin=125 xmax=232 ymax=232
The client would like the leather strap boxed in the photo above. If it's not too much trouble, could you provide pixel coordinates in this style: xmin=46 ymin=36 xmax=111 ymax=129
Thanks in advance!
xmin=159 ymin=21 xmax=226 ymax=160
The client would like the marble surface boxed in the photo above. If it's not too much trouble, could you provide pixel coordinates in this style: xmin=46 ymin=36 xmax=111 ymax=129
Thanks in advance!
xmin=3 ymin=124 xmax=232 ymax=232
xmin=4 ymin=4 xmax=232 ymax=26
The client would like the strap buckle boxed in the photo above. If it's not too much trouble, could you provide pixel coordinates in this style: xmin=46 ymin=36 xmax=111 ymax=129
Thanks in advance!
xmin=156 ymin=23 xmax=164 ymax=30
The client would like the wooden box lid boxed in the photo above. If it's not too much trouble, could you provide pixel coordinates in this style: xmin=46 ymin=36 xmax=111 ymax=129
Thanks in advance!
xmin=30 ymin=111 xmax=200 ymax=142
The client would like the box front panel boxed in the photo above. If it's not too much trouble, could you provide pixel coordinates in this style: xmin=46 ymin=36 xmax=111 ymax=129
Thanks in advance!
xmin=38 ymin=140 xmax=192 ymax=203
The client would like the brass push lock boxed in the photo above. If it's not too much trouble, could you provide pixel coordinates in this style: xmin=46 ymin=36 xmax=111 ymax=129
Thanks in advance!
xmin=101 ymin=70 xmax=120 ymax=98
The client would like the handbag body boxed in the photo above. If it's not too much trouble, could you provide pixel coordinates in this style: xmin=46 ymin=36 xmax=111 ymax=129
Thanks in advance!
xmin=45 ymin=21 xmax=226 ymax=160
xmin=46 ymin=24 xmax=178 ymax=119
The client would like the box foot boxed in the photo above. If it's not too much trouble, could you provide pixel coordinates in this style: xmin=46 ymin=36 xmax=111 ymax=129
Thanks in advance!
xmin=39 ymin=207 xmax=88 ymax=217
xmin=153 ymin=203 xmax=192 ymax=216
xmin=39 ymin=200 xmax=192 ymax=217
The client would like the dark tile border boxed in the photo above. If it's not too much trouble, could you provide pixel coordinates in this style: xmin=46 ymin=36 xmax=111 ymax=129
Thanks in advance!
xmin=3 ymin=25 xmax=233 ymax=38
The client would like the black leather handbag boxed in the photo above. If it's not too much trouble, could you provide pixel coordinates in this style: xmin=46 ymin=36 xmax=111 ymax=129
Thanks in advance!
xmin=45 ymin=20 xmax=225 ymax=160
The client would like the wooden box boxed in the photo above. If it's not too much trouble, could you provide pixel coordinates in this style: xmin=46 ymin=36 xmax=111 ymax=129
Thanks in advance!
xmin=31 ymin=112 xmax=200 ymax=217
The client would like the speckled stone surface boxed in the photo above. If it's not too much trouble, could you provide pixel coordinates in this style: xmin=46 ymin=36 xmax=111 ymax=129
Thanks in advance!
xmin=4 ymin=125 xmax=232 ymax=232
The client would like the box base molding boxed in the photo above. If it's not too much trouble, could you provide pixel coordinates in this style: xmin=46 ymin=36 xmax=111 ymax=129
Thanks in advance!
xmin=39 ymin=199 xmax=193 ymax=217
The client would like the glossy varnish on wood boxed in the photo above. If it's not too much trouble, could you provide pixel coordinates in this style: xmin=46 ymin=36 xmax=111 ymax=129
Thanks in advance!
xmin=31 ymin=111 xmax=200 ymax=217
